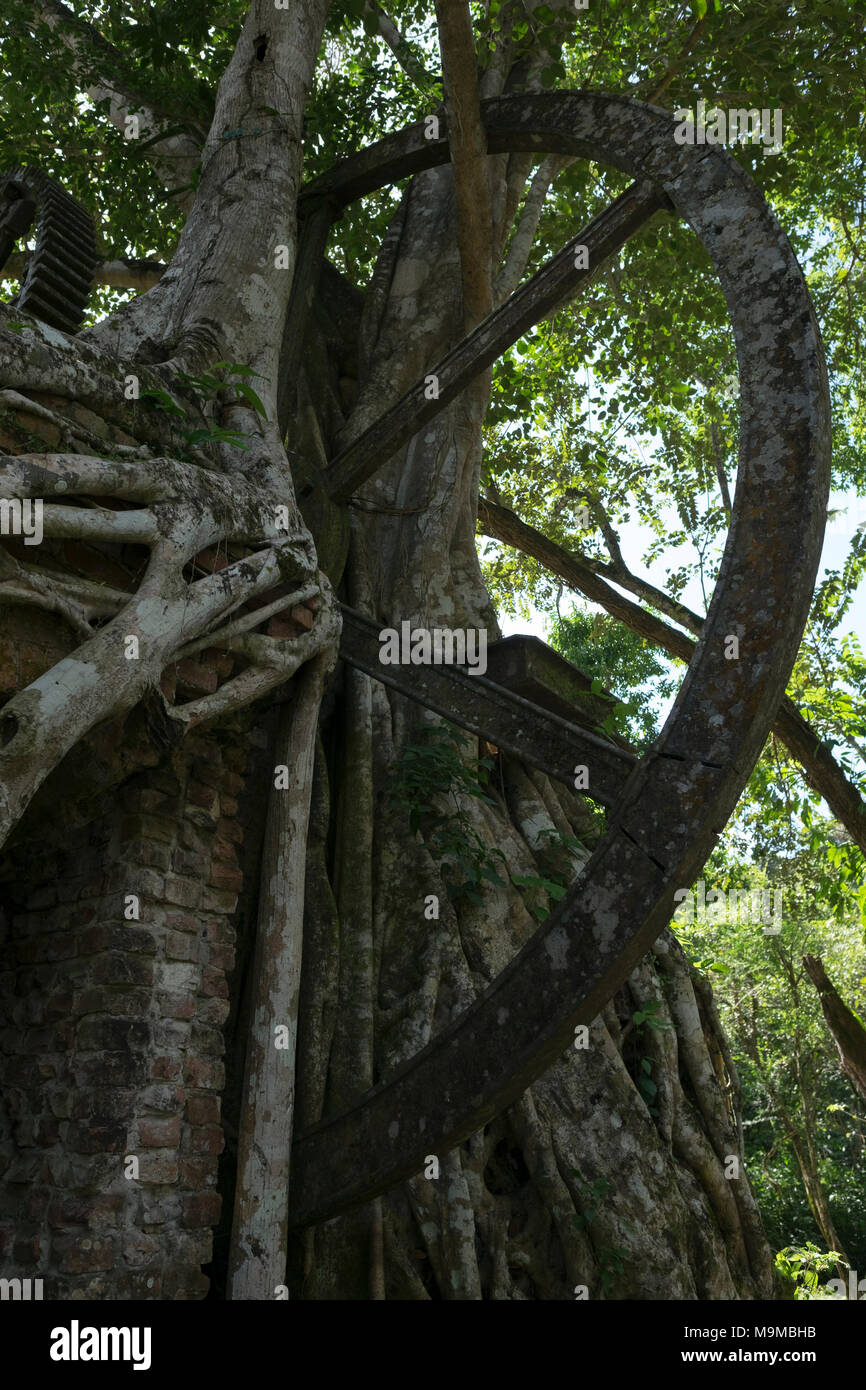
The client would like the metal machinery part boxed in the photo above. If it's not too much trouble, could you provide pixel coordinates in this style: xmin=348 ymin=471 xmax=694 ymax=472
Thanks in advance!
xmin=0 ymin=164 xmax=100 ymax=334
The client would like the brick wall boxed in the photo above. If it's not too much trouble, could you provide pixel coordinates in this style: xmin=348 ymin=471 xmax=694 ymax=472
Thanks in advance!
xmin=0 ymin=714 xmax=259 ymax=1298
xmin=0 ymin=396 xmax=315 ymax=1298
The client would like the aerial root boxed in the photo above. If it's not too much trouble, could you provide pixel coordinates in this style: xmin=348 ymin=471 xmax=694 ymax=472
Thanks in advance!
xmin=0 ymin=444 xmax=338 ymax=851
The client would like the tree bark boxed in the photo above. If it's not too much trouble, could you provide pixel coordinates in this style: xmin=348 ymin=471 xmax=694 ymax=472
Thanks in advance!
xmin=2 ymin=1 xmax=783 ymax=1301
xmin=227 ymin=653 xmax=331 ymax=1299
xmin=803 ymin=954 xmax=866 ymax=1103
xmin=478 ymin=497 xmax=866 ymax=856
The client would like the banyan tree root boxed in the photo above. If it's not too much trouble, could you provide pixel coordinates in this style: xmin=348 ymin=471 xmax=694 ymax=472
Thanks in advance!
xmin=289 ymin=681 xmax=777 ymax=1300
xmin=0 ymin=440 xmax=342 ymax=851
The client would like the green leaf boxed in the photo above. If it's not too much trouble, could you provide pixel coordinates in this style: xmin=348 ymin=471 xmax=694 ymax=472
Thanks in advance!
xmin=480 ymin=865 xmax=507 ymax=887
xmin=235 ymin=381 xmax=268 ymax=417
xmin=140 ymin=386 xmax=185 ymax=417
xmin=212 ymin=362 xmax=265 ymax=378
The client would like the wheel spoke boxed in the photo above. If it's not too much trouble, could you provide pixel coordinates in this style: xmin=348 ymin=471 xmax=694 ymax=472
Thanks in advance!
xmin=340 ymin=605 xmax=635 ymax=808
xmin=325 ymin=180 xmax=665 ymax=502
xmin=285 ymin=91 xmax=830 ymax=1230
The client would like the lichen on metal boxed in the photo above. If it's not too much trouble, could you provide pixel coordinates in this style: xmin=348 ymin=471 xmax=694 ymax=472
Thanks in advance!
xmin=286 ymin=91 xmax=831 ymax=1231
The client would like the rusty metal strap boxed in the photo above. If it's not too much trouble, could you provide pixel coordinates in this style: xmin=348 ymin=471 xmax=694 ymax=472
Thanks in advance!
xmin=339 ymin=604 xmax=635 ymax=808
xmin=325 ymin=180 xmax=665 ymax=502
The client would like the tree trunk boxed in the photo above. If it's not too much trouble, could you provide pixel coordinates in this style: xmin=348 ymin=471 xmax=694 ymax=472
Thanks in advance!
xmin=1 ymin=3 xmax=779 ymax=1301
xmin=803 ymin=954 xmax=866 ymax=1103
xmin=269 ymin=146 xmax=775 ymax=1299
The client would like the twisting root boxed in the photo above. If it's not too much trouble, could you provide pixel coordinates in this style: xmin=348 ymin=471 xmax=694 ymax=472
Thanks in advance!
xmin=0 ymin=445 xmax=341 ymax=851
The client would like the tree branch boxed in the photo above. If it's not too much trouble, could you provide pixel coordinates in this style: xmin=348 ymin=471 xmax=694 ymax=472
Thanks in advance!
xmin=0 ymin=548 xmax=93 ymax=636
xmin=435 ymin=0 xmax=493 ymax=327
xmin=227 ymin=648 xmax=334 ymax=1298
xmin=363 ymin=0 xmax=437 ymax=93
xmin=478 ymin=496 xmax=866 ymax=856
xmin=2 ymin=251 xmax=168 ymax=292
xmin=641 ymin=15 xmax=711 ymax=106
xmin=494 ymin=155 xmax=573 ymax=304
xmin=803 ymin=955 xmax=866 ymax=1103
xmin=34 ymin=0 xmax=203 ymax=209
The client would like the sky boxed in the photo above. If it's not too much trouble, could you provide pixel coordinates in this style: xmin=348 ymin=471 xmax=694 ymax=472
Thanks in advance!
xmin=497 ymin=484 xmax=866 ymax=655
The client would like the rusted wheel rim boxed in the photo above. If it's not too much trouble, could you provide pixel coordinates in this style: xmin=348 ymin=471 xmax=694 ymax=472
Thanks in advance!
xmin=288 ymin=93 xmax=831 ymax=1229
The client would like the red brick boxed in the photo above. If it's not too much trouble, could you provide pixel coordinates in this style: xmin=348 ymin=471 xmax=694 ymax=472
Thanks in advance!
xmin=175 ymin=659 xmax=218 ymax=694
xmin=13 ymin=1236 xmax=41 ymax=1265
xmin=179 ymin=1157 xmax=218 ymax=1190
xmin=212 ymin=836 xmax=239 ymax=864
xmin=48 ymin=1194 xmax=124 ymax=1231
xmin=216 ymin=817 xmax=243 ymax=844
xmin=141 ymin=1084 xmax=185 ymax=1113
xmin=151 ymin=1056 xmax=183 ymax=1082
xmin=0 ymin=643 xmax=19 ymax=692
xmin=266 ymin=614 xmax=301 ymax=639
xmin=165 ymin=932 xmax=200 ymax=962
xmin=182 ymin=1192 xmax=222 ymax=1229
xmin=185 ymin=1125 xmax=224 ymax=1156
xmin=196 ymin=996 xmax=230 ymax=1027
xmin=201 ymin=966 xmax=228 ymax=999
xmin=122 ymin=1230 xmax=160 ymax=1268
xmin=200 ymin=647 xmax=234 ymax=677
xmin=165 ymin=1268 xmax=210 ymax=1300
xmin=207 ymin=943 xmax=235 ymax=973
xmin=201 ymin=887 xmax=236 ymax=914
xmin=159 ymin=993 xmax=196 ymax=1020
xmin=164 ymin=910 xmax=199 ymax=936
xmin=190 ymin=546 xmax=229 ymax=574
xmin=192 ymin=761 xmax=224 ymax=790
xmin=290 ymin=604 xmax=314 ymax=630
xmin=139 ymin=1116 xmax=181 ymax=1148
xmin=185 ymin=1095 xmax=220 ymax=1126
xmin=136 ymin=1154 xmax=179 ymax=1184
xmin=184 ymin=1058 xmax=224 ymax=1091
xmin=172 ymin=847 xmax=209 ymax=878
xmin=20 ymin=644 xmax=57 ymax=685
xmin=67 ymin=1121 xmax=126 ymax=1154
xmin=163 ymin=875 xmax=201 ymax=909
xmin=187 ymin=781 xmax=218 ymax=812
xmin=53 ymin=1234 xmax=114 ymax=1274
xmin=120 ymin=814 xmax=174 ymax=845
xmin=209 ymin=861 xmax=243 ymax=893
xmin=203 ymin=918 xmax=234 ymax=944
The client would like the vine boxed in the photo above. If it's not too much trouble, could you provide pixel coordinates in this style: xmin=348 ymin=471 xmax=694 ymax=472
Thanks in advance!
xmin=389 ymin=722 xmax=591 ymax=914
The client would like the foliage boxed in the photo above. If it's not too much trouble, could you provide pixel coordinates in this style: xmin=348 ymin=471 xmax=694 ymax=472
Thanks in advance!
xmin=388 ymin=722 xmax=507 ymax=907
xmin=389 ymin=723 xmax=583 ymax=919
xmin=570 ymin=1173 xmax=629 ymax=1294
xmin=140 ymin=361 xmax=267 ymax=455
xmin=676 ymin=843 xmax=866 ymax=1271
xmin=549 ymin=608 xmax=677 ymax=748
xmin=774 ymin=1243 xmax=846 ymax=1300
